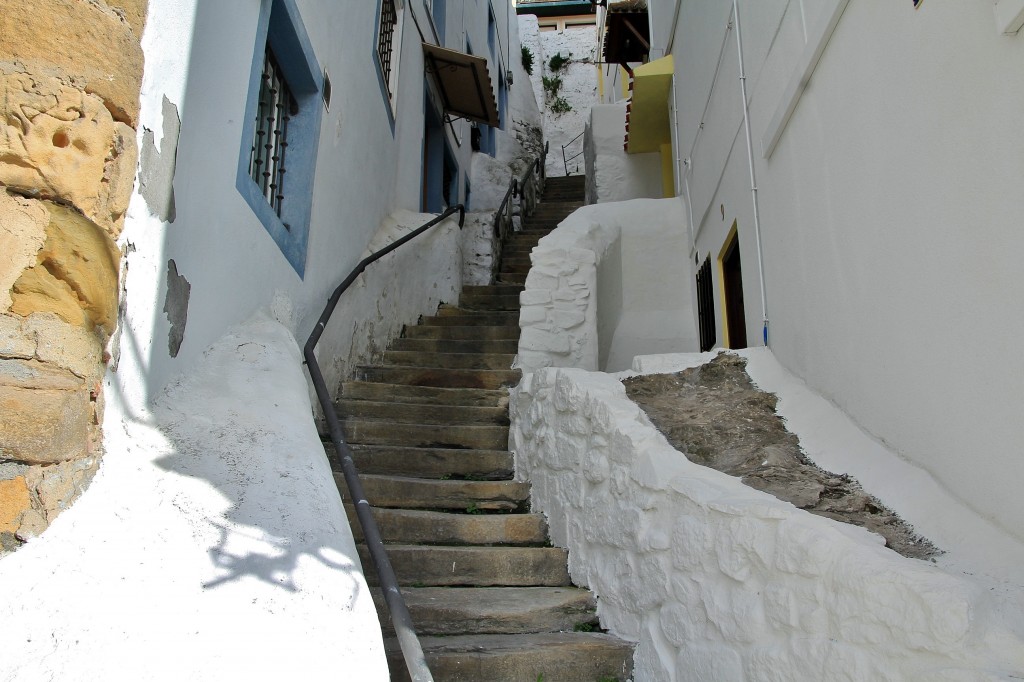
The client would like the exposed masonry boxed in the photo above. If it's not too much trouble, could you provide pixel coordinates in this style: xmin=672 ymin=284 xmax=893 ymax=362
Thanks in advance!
xmin=510 ymin=366 xmax=1024 ymax=681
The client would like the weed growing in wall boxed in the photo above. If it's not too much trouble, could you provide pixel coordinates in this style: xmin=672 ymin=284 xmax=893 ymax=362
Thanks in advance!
xmin=521 ymin=45 xmax=534 ymax=75
xmin=548 ymin=51 xmax=571 ymax=72
xmin=550 ymin=96 xmax=572 ymax=114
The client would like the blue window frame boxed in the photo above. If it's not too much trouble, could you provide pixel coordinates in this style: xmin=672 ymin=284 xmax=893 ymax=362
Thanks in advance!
xmin=237 ymin=0 xmax=323 ymax=277
xmin=431 ymin=0 xmax=446 ymax=44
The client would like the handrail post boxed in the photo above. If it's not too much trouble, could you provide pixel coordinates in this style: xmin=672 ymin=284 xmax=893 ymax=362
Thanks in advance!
xmin=304 ymin=204 xmax=465 ymax=682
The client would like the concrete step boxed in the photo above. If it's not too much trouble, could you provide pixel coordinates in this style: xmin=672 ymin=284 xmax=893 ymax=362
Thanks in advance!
xmin=347 ymin=506 xmax=547 ymax=545
xmin=402 ymin=325 xmax=520 ymax=340
xmin=359 ymin=544 xmax=572 ymax=587
xmin=335 ymin=399 xmax=509 ymax=425
xmin=341 ymin=418 xmax=509 ymax=449
xmin=354 ymin=474 xmax=529 ymax=511
xmin=343 ymin=444 xmax=513 ymax=479
xmin=497 ymin=272 xmax=527 ymax=285
xmin=374 ymin=586 xmax=596 ymax=636
xmin=389 ymin=336 xmax=518 ymax=354
xmin=381 ymin=351 xmax=515 ymax=371
xmin=386 ymin=632 xmax=634 ymax=682
xmin=461 ymin=284 xmax=524 ymax=296
xmin=339 ymin=382 xmax=508 ymax=407
xmin=430 ymin=307 xmax=520 ymax=324
xmin=458 ymin=293 xmax=521 ymax=310
xmin=355 ymin=366 xmax=521 ymax=389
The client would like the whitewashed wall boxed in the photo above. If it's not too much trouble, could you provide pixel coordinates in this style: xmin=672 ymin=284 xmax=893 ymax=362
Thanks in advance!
xmin=510 ymin=355 xmax=1024 ymax=682
xmin=663 ymin=0 xmax=1024 ymax=541
xmin=584 ymin=103 xmax=664 ymax=205
xmin=516 ymin=198 xmax=697 ymax=374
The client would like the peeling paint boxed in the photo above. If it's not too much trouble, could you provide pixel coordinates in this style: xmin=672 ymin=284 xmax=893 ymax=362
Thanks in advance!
xmin=139 ymin=96 xmax=179 ymax=223
xmin=163 ymin=259 xmax=189 ymax=357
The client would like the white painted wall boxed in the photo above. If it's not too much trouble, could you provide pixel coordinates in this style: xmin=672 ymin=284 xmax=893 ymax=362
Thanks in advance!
xmin=1 ymin=314 xmax=389 ymax=681
xmin=516 ymin=198 xmax=698 ymax=374
xmin=662 ymin=0 xmax=1024 ymax=541
xmin=584 ymin=103 xmax=664 ymax=204
xmin=519 ymin=14 xmax=598 ymax=177
xmin=510 ymin=350 xmax=1024 ymax=682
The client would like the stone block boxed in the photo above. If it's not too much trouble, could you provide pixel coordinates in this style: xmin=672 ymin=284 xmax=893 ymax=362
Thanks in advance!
xmin=0 ymin=476 xmax=32 ymax=533
xmin=520 ymin=327 xmax=570 ymax=354
xmin=553 ymin=309 xmax=586 ymax=329
xmin=0 ymin=382 xmax=90 ymax=464
xmin=519 ymin=288 xmax=552 ymax=306
xmin=24 ymin=313 xmax=104 ymax=379
xmin=0 ymin=191 xmax=49 ymax=310
xmin=37 ymin=456 xmax=98 ymax=521
xmin=9 ymin=202 xmax=120 ymax=335
xmin=0 ymin=74 xmax=138 ymax=233
xmin=0 ymin=314 xmax=34 ymax=358
xmin=0 ymin=0 xmax=144 ymax=125
xmin=518 ymin=304 xmax=547 ymax=326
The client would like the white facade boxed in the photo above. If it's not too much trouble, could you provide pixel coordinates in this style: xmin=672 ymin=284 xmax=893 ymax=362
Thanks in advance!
xmin=649 ymin=0 xmax=1024 ymax=544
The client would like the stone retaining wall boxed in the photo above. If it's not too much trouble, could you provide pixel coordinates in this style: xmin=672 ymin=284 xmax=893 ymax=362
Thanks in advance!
xmin=0 ymin=0 xmax=147 ymax=549
xmin=510 ymin=366 xmax=1024 ymax=681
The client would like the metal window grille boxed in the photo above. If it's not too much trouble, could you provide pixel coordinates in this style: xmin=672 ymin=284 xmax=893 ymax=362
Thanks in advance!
xmin=249 ymin=48 xmax=295 ymax=224
xmin=696 ymin=256 xmax=716 ymax=352
xmin=378 ymin=0 xmax=398 ymax=98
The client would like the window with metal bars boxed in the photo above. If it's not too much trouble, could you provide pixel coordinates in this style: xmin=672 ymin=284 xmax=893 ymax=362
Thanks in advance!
xmin=377 ymin=0 xmax=398 ymax=99
xmin=696 ymin=255 xmax=717 ymax=352
xmin=249 ymin=48 xmax=297 ymax=225
xmin=236 ymin=0 xmax=323 ymax=277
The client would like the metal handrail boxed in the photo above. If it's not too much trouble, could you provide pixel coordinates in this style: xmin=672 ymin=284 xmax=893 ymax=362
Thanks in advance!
xmin=491 ymin=142 xmax=548 ymax=280
xmin=304 ymin=204 xmax=466 ymax=682
xmin=561 ymin=131 xmax=584 ymax=175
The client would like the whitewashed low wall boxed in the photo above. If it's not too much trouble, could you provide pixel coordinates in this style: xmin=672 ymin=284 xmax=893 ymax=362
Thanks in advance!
xmin=510 ymin=364 xmax=1024 ymax=681
xmin=517 ymin=198 xmax=698 ymax=374
xmin=584 ymin=103 xmax=664 ymax=204
xmin=460 ymin=212 xmax=499 ymax=287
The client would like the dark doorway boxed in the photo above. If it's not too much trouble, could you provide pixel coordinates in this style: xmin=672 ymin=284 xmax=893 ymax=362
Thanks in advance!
xmin=721 ymin=231 xmax=747 ymax=349
xmin=696 ymin=256 xmax=716 ymax=352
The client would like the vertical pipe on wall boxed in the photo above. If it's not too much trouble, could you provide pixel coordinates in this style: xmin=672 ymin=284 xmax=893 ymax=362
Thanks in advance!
xmin=732 ymin=0 xmax=769 ymax=346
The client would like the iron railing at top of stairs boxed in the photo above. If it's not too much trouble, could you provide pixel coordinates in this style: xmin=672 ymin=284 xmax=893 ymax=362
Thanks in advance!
xmin=561 ymin=131 xmax=585 ymax=176
xmin=492 ymin=142 xmax=548 ymax=280
xmin=304 ymin=204 xmax=466 ymax=682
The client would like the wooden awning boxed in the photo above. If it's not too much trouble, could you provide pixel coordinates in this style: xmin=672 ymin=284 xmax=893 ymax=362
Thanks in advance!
xmin=602 ymin=0 xmax=649 ymax=65
xmin=423 ymin=43 xmax=500 ymax=127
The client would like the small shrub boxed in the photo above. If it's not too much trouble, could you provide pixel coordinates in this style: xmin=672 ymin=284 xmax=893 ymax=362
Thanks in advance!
xmin=550 ymin=96 xmax=572 ymax=114
xmin=521 ymin=45 xmax=534 ymax=75
xmin=573 ymin=621 xmax=596 ymax=632
xmin=548 ymin=51 xmax=571 ymax=72
xmin=542 ymin=75 xmax=562 ymax=98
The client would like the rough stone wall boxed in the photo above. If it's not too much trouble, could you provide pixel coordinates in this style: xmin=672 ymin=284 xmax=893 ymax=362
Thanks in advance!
xmin=0 ymin=0 xmax=146 ymax=551
xmin=510 ymin=366 xmax=1024 ymax=681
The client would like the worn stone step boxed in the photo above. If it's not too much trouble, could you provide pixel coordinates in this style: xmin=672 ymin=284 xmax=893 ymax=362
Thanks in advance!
xmin=434 ymin=304 xmax=519 ymax=319
xmin=381 ymin=351 xmax=515 ymax=371
xmin=373 ymin=586 xmax=596 ymax=636
xmin=342 ymin=444 xmax=513 ymax=479
xmin=339 ymin=382 xmax=508 ymax=407
xmin=346 ymin=506 xmax=547 ymax=545
xmin=497 ymin=272 xmax=527 ymax=285
xmin=356 ymin=366 xmax=521 ymax=390
xmin=386 ymin=632 xmax=634 ymax=682
xmin=335 ymin=399 xmax=508 ymax=425
xmin=341 ymin=418 xmax=509 ymax=449
xmin=359 ymin=545 xmax=572 ymax=587
xmin=499 ymin=262 xmax=532 ymax=274
xmin=458 ymin=293 xmax=521 ymax=310
xmin=354 ymin=474 xmax=529 ymax=511
xmin=389 ymin=336 xmax=518 ymax=354
xmin=462 ymin=284 xmax=524 ymax=296
xmin=402 ymin=325 xmax=520 ymax=341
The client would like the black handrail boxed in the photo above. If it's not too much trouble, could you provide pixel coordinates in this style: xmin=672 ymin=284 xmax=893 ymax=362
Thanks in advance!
xmin=561 ymin=131 xmax=584 ymax=176
xmin=304 ymin=204 xmax=466 ymax=682
xmin=491 ymin=143 xmax=548 ymax=281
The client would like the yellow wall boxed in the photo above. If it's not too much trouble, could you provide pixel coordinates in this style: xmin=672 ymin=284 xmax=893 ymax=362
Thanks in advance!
xmin=660 ymin=143 xmax=674 ymax=198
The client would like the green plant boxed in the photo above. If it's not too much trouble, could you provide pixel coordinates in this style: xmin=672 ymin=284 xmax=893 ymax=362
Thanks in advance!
xmin=542 ymin=74 xmax=562 ymax=98
xmin=548 ymin=51 xmax=571 ymax=72
xmin=465 ymin=503 xmax=484 ymax=515
xmin=521 ymin=45 xmax=534 ymax=75
xmin=550 ymin=96 xmax=572 ymax=114
xmin=573 ymin=621 xmax=597 ymax=632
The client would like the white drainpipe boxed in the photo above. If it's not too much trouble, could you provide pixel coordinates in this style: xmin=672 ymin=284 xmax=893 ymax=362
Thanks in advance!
xmin=732 ymin=0 xmax=769 ymax=346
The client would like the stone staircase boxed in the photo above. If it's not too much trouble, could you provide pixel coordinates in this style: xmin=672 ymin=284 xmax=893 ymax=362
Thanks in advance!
xmin=329 ymin=175 xmax=634 ymax=681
